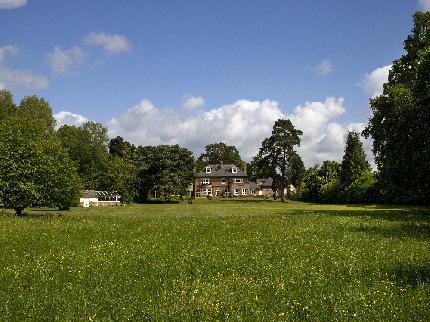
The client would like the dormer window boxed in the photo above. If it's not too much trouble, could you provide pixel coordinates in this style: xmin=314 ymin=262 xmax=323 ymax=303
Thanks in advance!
xmin=205 ymin=166 xmax=211 ymax=173
xmin=232 ymin=167 xmax=237 ymax=173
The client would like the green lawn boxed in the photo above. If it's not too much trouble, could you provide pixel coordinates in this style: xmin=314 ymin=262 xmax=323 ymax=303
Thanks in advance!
xmin=0 ymin=199 xmax=429 ymax=320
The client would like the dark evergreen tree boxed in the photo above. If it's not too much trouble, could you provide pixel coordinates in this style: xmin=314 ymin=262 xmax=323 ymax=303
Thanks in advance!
xmin=340 ymin=132 xmax=370 ymax=188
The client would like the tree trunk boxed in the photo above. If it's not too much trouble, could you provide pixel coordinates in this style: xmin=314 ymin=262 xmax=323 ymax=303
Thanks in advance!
xmin=280 ymin=184 xmax=285 ymax=202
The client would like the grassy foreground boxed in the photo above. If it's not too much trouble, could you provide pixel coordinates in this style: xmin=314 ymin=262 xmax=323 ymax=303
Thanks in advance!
xmin=0 ymin=200 xmax=429 ymax=320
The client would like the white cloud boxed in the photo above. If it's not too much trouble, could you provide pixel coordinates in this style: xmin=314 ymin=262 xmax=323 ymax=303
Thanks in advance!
xmin=0 ymin=67 xmax=48 ymax=90
xmin=286 ymin=97 xmax=372 ymax=167
xmin=0 ymin=45 xmax=17 ymax=64
xmin=0 ymin=82 xmax=4 ymax=89
xmin=108 ymin=98 xmax=284 ymax=160
xmin=107 ymin=96 xmax=374 ymax=168
xmin=307 ymin=59 xmax=333 ymax=75
xmin=181 ymin=95 xmax=205 ymax=111
xmin=48 ymin=46 xmax=86 ymax=76
xmin=0 ymin=44 xmax=48 ymax=90
xmin=84 ymin=32 xmax=130 ymax=55
xmin=54 ymin=111 xmax=88 ymax=128
xmin=0 ymin=0 xmax=26 ymax=9
xmin=419 ymin=0 xmax=430 ymax=10
xmin=361 ymin=65 xmax=391 ymax=98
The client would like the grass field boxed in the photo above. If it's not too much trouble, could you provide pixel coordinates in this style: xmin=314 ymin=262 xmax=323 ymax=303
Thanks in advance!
xmin=0 ymin=199 xmax=429 ymax=320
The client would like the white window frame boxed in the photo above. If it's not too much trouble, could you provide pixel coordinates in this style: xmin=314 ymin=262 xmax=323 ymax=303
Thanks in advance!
xmin=205 ymin=166 xmax=211 ymax=173
xmin=232 ymin=167 xmax=237 ymax=173
xmin=251 ymin=189 xmax=256 ymax=195
xmin=234 ymin=188 xmax=239 ymax=195
xmin=221 ymin=178 xmax=226 ymax=185
xmin=202 ymin=178 xmax=211 ymax=184
xmin=233 ymin=178 xmax=243 ymax=183
xmin=201 ymin=188 xmax=212 ymax=196
xmin=242 ymin=188 xmax=247 ymax=195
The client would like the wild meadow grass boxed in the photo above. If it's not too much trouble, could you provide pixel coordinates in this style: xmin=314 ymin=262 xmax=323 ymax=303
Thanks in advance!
xmin=0 ymin=199 xmax=429 ymax=320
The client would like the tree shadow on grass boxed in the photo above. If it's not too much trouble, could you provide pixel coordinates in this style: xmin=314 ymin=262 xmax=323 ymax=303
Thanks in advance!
xmin=0 ymin=208 xmax=65 ymax=218
xmin=387 ymin=263 xmax=430 ymax=287
xmin=294 ymin=208 xmax=430 ymax=223
xmin=351 ymin=223 xmax=430 ymax=239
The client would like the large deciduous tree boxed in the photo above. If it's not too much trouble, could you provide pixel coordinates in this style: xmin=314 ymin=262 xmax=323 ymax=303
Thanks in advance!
xmin=136 ymin=145 xmax=194 ymax=202
xmin=57 ymin=122 xmax=110 ymax=190
xmin=0 ymin=117 xmax=80 ymax=215
xmin=364 ymin=12 xmax=430 ymax=204
xmin=197 ymin=142 xmax=244 ymax=169
xmin=254 ymin=119 xmax=305 ymax=202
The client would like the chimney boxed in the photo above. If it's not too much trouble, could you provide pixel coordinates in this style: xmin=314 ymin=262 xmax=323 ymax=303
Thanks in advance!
xmin=243 ymin=163 xmax=247 ymax=175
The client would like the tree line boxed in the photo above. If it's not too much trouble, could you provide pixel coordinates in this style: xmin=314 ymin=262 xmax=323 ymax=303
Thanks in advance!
xmin=0 ymin=11 xmax=429 ymax=214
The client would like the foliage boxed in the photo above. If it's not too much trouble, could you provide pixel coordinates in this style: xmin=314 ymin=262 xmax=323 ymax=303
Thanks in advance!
xmin=0 ymin=90 xmax=56 ymax=131
xmin=57 ymin=122 xmax=110 ymax=190
xmin=197 ymin=142 xmax=244 ymax=169
xmin=18 ymin=95 xmax=56 ymax=131
xmin=254 ymin=119 xmax=305 ymax=201
xmin=0 ymin=117 xmax=80 ymax=214
xmin=319 ymin=178 xmax=342 ymax=203
xmin=301 ymin=161 xmax=341 ymax=202
xmin=136 ymin=145 xmax=194 ymax=201
xmin=340 ymin=132 xmax=370 ymax=188
xmin=104 ymin=156 xmax=138 ymax=204
xmin=0 ymin=201 xmax=429 ymax=320
xmin=109 ymin=136 xmax=135 ymax=160
xmin=364 ymin=12 xmax=430 ymax=204
xmin=342 ymin=170 xmax=377 ymax=203
xmin=0 ymin=89 xmax=16 ymax=120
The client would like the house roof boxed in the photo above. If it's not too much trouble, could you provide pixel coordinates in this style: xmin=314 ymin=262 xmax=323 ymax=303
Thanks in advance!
xmin=249 ymin=182 xmax=258 ymax=189
xmin=256 ymin=178 xmax=273 ymax=187
xmin=195 ymin=164 xmax=247 ymax=177
xmin=81 ymin=190 xmax=121 ymax=198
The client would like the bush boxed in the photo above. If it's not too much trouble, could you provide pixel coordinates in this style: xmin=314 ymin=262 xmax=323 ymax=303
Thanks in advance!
xmin=320 ymin=179 xmax=342 ymax=203
xmin=343 ymin=170 xmax=377 ymax=203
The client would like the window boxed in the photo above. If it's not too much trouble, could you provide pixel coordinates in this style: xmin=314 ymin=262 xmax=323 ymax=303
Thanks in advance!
xmin=242 ymin=188 xmax=247 ymax=195
xmin=233 ymin=178 xmax=243 ymax=183
xmin=205 ymin=166 xmax=211 ymax=173
xmin=232 ymin=167 xmax=237 ymax=173
xmin=201 ymin=188 xmax=212 ymax=196
xmin=251 ymin=189 xmax=256 ymax=195
xmin=221 ymin=178 xmax=226 ymax=184
xmin=202 ymin=178 xmax=210 ymax=184
xmin=234 ymin=189 xmax=239 ymax=195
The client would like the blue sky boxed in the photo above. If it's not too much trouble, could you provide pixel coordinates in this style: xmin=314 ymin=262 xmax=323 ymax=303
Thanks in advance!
xmin=1 ymin=0 xmax=429 ymax=165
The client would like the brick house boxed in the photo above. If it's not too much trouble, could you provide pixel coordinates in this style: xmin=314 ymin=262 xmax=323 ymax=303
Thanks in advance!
xmin=256 ymin=178 xmax=274 ymax=197
xmin=194 ymin=164 xmax=251 ymax=197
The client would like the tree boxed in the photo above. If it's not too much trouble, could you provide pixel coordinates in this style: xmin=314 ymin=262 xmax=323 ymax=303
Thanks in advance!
xmin=109 ymin=136 xmax=135 ymax=160
xmin=364 ymin=12 xmax=430 ymax=203
xmin=340 ymin=132 xmax=370 ymax=188
xmin=57 ymin=122 xmax=110 ymax=190
xmin=18 ymin=95 xmax=56 ymax=131
xmin=254 ymin=119 xmax=304 ymax=202
xmin=300 ymin=161 xmax=340 ymax=202
xmin=319 ymin=160 xmax=341 ymax=183
xmin=135 ymin=145 xmax=194 ymax=202
xmin=197 ymin=142 xmax=244 ymax=169
xmin=0 ymin=89 xmax=17 ymax=120
xmin=105 ymin=156 xmax=138 ymax=204
xmin=0 ymin=117 xmax=80 ymax=215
